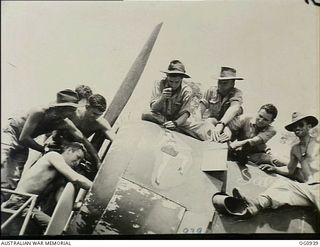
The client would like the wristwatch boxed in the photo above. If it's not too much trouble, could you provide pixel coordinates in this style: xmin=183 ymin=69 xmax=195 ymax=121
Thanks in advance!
xmin=44 ymin=146 xmax=50 ymax=153
xmin=217 ymin=121 xmax=225 ymax=129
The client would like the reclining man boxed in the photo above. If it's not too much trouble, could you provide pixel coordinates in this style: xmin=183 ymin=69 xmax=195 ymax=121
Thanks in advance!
xmin=142 ymin=60 xmax=217 ymax=141
xmin=2 ymin=142 xmax=92 ymax=235
xmin=229 ymin=104 xmax=286 ymax=166
xmin=199 ymin=66 xmax=244 ymax=142
xmin=1 ymin=89 xmax=100 ymax=191
xmin=232 ymin=112 xmax=319 ymax=216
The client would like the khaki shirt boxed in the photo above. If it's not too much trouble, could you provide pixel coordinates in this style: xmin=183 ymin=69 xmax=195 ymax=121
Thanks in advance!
xmin=150 ymin=79 xmax=193 ymax=121
xmin=237 ymin=117 xmax=276 ymax=153
xmin=201 ymin=86 xmax=243 ymax=120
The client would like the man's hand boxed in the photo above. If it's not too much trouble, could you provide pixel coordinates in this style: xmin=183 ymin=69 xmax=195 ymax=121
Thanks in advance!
xmin=211 ymin=124 xmax=224 ymax=142
xmin=161 ymin=88 xmax=172 ymax=100
xmin=259 ymin=164 xmax=276 ymax=173
xmin=163 ymin=121 xmax=177 ymax=130
xmin=217 ymin=132 xmax=230 ymax=143
xmin=229 ymin=140 xmax=241 ymax=150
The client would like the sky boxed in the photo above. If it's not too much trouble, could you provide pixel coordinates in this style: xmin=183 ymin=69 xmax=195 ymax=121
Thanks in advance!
xmin=1 ymin=0 xmax=319 ymax=133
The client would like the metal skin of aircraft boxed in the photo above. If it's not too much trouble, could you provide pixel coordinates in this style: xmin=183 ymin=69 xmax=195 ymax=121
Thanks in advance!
xmin=67 ymin=121 xmax=318 ymax=235
xmin=1 ymin=22 xmax=318 ymax=237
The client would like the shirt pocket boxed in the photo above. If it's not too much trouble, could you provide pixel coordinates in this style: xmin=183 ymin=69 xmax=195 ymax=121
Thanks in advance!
xmin=208 ymin=99 xmax=221 ymax=115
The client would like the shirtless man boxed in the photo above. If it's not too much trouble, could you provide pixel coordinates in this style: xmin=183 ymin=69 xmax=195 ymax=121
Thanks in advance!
xmin=52 ymin=93 xmax=115 ymax=149
xmin=2 ymin=142 xmax=92 ymax=233
xmin=232 ymin=112 xmax=319 ymax=216
xmin=1 ymin=89 xmax=100 ymax=190
xmin=69 ymin=94 xmax=115 ymax=141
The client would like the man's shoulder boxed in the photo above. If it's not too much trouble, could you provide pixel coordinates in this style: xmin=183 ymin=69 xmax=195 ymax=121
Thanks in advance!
xmin=291 ymin=143 xmax=300 ymax=153
xmin=155 ymin=78 xmax=166 ymax=86
xmin=240 ymin=116 xmax=253 ymax=125
xmin=44 ymin=151 xmax=62 ymax=160
xmin=181 ymin=82 xmax=193 ymax=94
xmin=94 ymin=118 xmax=111 ymax=130
xmin=265 ymin=124 xmax=276 ymax=133
xmin=206 ymin=85 xmax=217 ymax=92
xmin=28 ymin=106 xmax=46 ymax=117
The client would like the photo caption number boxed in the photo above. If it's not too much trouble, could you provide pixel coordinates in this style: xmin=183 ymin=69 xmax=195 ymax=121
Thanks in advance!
xmin=299 ymin=241 xmax=319 ymax=246
xmin=182 ymin=227 xmax=203 ymax=234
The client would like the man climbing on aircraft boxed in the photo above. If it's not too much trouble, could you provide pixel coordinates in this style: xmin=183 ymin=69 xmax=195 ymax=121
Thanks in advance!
xmin=1 ymin=142 xmax=93 ymax=234
xmin=229 ymin=103 xmax=286 ymax=166
xmin=142 ymin=59 xmax=222 ymax=141
xmin=199 ymin=66 xmax=244 ymax=142
xmin=1 ymin=89 xmax=100 ymax=191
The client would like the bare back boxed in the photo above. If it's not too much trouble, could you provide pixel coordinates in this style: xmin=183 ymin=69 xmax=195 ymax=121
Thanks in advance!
xmin=16 ymin=153 xmax=59 ymax=195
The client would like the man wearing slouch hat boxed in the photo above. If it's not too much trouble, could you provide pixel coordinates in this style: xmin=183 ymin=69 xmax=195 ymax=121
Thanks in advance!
xmin=200 ymin=66 xmax=244 ymax=142
xmin=142 ymin=60 xmax=211 ymax=140
xmin=1 ymin=89 xmax=100 ymax=191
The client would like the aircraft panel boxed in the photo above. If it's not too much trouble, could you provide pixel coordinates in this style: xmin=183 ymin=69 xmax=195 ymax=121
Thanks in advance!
xmin=122 ymin=123 xmax=224 ymax=218
xmin=93 ymin=178 xmax=185 ymax=235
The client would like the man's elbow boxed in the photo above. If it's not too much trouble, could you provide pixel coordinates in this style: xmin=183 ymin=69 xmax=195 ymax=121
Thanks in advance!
xmin=230 ymin=103 xmax=241 ymax=112
xmin=19 ymin=136 xmax=30 ymax=146
xmin=71 ymin=178 xmax=92 ymax=190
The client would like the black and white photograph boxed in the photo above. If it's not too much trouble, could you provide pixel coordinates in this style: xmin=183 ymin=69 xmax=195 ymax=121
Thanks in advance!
xmin=1 ymin=0 xmax=319 ymax=239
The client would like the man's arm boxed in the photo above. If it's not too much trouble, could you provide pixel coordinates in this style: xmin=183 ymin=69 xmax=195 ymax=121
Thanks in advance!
xmin=219 ymin=101 xmax=241 ymax=127
xmin=150 ymin=80 xmax=167 ymax=112
xmin=96 ymin=118 xmax=116 ymax=142
xmin=46 ymin=152 xmax=93 ymax=190
xmin=163 ymin=112 xmax=190 ymax=129
xmin=63 ymin=119 xmax=101 ymax=167
xmin=230 ymin=136 xmax=265 ymax=150
xmin=260 ymin=147 xmax=299 ymax=177
xmin=211 ymin=101 xmax=241 ymax=141
xmin=199 ymin=102 xmax=207 ymax=117
xmin=163 ymin=88 xmax=192 ymax=129
xmin=19 ymin=108 xmax=46 ymax=153
xmin=175 ymin=112 xmax=190 ymax=126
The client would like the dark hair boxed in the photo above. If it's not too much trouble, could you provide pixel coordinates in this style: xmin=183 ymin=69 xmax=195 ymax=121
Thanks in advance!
xmin=75 ymin=85 xmax=93 ymax=100
xmin=62 ymin=142 xmax=86 ymax=154
xmin=259 ymin=104 xmax=278 ymax=120
xmin=88 ymin=94 xmax=107 ymax=112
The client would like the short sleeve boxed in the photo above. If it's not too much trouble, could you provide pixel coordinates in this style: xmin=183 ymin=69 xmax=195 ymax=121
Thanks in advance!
xmin=200 ymin=87 xmax=214 ymax=108
xmin=177 ymin=86 xmax=193 ymax=118
xmin=229 ymin=88 xmax=243 ymax=105
xmin=150 ymin=80 xmax=162 ymax=107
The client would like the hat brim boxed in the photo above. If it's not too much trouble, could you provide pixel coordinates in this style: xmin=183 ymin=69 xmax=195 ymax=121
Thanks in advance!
xmin=161 ymin=70 xmax=190 ymax=78
xmin=49 ymin=102 xmax=79 ymax=108
xmin=217 ymin=76 xmax=244 ymax=81
xmin=285 ymin=116 xmax=318 ymax=131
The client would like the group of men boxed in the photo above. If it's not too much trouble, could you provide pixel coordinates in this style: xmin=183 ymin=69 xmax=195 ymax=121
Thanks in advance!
xmin=1 ymin=59 xmax=319 ymax=234
xmin=142 ymin=59 xmax=319 ymax=218
xmin=1 ymin=85 xmax=115 ymax=233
